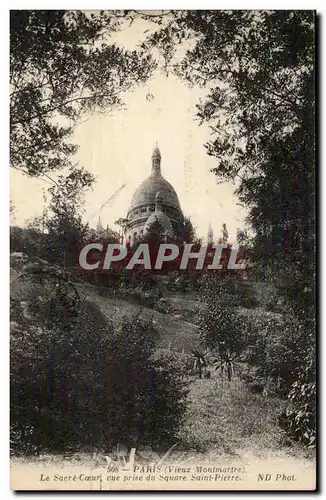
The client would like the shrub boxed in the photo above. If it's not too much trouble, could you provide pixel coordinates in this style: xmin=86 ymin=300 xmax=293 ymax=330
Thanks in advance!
xmin=10 ymin=270 xmax=189 ymax=454
xmin=198 ymin=273 xmax=247 ymax=359
xmin=153 ymin=297 xmax=170 ymax=314
xmin=10 ymin=280 xmax=110 ymax=453
xmin=243 ymin=305 xmax=316 ymax=447
xmin=278 ymin=326 xmax=316 ymax=447
xmin=244 ymin=312 xmax=300 ymax=395
xmin=100 ymin=316 xmax=189 ymax=448
xmin=129 ymin=269 xmax=157 ymax=291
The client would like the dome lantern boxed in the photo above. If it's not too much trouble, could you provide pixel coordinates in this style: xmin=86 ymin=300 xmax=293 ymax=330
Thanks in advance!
xmin=151 ymin=142 xmax=161 ymax=176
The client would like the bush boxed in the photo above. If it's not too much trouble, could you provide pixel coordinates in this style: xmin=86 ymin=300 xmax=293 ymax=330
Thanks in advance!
xmin=244 ymin=312 xmax=299 ymax=395
xmin=265 ymin=289 xmax=286 ymax=313
xmin=278 ymin=326 xmax=316 ymax=447
xmin=198 ymin=273 xmax=247 ymax=357
xmin=243 ymin=305 xmax=316 ymax=447
xmin=100 ymin=316 xmax=189 ymax=448
xmin=10 ymin=270 xmax=189 ymax=454
xmin=10 ymin=225 xmax=71 ymax=265
xmin=10 ymin=226 xmax=48 ymax=261
xmin=129 ymin=269 xmax=157 ymax=291
xmin=153 ymin=297 xmax=171 ymax=314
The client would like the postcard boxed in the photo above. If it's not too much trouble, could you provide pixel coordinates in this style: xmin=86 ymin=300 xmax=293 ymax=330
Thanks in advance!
xmin=10 ymin=9 xmax=316 ymax=491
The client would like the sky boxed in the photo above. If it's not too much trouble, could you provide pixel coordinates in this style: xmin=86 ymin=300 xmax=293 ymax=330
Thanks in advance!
xmin=10 ymin=14 xmax=248 ymax=242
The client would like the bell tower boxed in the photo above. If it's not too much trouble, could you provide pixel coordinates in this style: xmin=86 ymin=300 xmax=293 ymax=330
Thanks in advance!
xmin=208 ymin=222 xmax=214 ymax=244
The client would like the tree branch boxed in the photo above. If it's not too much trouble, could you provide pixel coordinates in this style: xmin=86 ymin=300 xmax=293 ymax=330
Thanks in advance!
xmin=10 ymin=92 xmax=117 ymax=126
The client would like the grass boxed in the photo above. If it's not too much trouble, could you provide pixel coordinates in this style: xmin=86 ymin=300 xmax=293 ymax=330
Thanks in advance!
xmin=10 ymin=257 xmax=315 ymax=467
xmin=178 ymin=372 xmax=314 ymax=463
xmin=11 ymin=372 xmax=315 ymax=470
xmin=82 ymin=282 xmax=201 ymax=353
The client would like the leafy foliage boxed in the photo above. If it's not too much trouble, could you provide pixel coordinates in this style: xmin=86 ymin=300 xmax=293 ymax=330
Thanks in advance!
xmin=146 ymin=10 xmax=315 ymax=446
xmin=181 ymin=216 xmax=197 ymax=243
xmin=147 ymin=10 xmax=314 ymax=272
xmin=240 ymin=306 xmax=316 ymax=445
xmin=10 ymin=10 xmax=155 ymax=176
xmin=219 ymin=223 xmax=228 ymax=244
xmin=10 ymin=226 xmax=46 ymax=259
xmin=10 ymin=9 xmax=316 ymax=450
xmin=45 ymin=165 xmax=94 ymax=265
xmin=10 ymin=257 xmax=189 ymax=454
xmin=11 ymin=165 xmax=94 ymax=267
xmin=190 ymin=350 xmax=208 ymax=380
xmin=278 ymin=315 xmax=316 ymax=447
xmin=198 ymin=273 xmax=247 ymax=369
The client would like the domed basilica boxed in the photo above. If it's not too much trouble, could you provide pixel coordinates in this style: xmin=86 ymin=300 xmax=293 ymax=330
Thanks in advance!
xmin=125 ymin=145 xmax=184 ymax=245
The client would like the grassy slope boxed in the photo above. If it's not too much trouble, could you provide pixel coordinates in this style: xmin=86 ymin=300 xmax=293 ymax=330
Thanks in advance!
xmin=80 ymin=283 xmax=201 ymax=353
xmin=172 ymin=377 xmax=314 ymax=475
xmin=10 ymin=256 xmax=315 ymax=465
xmin=79 ymin=282 xmax=314 ymax=463
xmin=83 ymin=283 xmax=315 ymax=465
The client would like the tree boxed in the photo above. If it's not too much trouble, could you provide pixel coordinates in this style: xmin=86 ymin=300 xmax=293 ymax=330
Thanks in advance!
xmin=214 ymin=350 xmax=239 ymax=384
xmin=45 ymin=165 xmax=94 ymax=266
xmin=190 ymin=350 xmax=207 ymax=380
xmin=236 ymin=228 xmax=248 ymax=247
xmin=146 ymin=10 xmax=315 ymax=442
xmin=198 ymin=273 xmax=246 ymax=378
xmin=145 ymin=10 xmax=314 ymax=276
xmin=217 ymin=223 xmax=228 ymax=244
xmin=10 ymin=201 xmax=15 ymax=221
xmin=221 ymin=223 xmax=228 ymax=244
xmin=181 ymin=216 xmax=197 ymax=243
xmin=115 ymin=217 xmax=129 ymax=244
xmin=10 ymin=10 xmax=155 ymax=177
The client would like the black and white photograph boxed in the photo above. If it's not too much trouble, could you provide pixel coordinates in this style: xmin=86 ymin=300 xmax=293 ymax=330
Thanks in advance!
xmin=9 ymin=9 xmax=316 ymax=491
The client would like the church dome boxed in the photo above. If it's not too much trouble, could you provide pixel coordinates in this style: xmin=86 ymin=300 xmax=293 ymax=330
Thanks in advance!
xmin=144 ymin=211 xmax=174 ymax=237
xmin=124 ymin=145 xmax=184 ymax=245
xmin=129 ymin=175 xmax=181 ymax=212
xmin=127 ymin=145 xmax=182 ymax=214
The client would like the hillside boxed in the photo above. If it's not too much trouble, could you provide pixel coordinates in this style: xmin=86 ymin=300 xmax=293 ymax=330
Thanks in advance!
xmin=81 ymin=283 xmax=201 ymax=353
xmin=10 ymin=253 xmax=315 ymax=470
